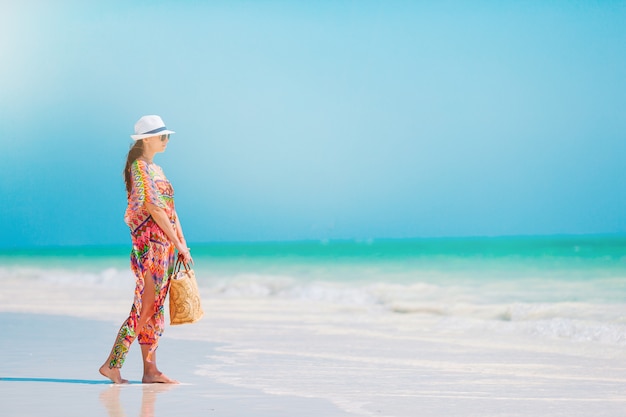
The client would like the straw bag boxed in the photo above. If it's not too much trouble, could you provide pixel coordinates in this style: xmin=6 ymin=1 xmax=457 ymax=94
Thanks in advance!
xmin=168 ymin=255 xmax=204 ymax=325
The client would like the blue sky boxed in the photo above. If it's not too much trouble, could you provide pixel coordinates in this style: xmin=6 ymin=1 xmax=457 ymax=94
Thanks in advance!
xmin=1 ymin=1 xmax=625 ymax=247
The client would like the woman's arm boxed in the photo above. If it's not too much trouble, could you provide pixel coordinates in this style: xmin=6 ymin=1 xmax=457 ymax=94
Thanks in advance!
xmin=174 ymin=212 xmax=187 ymax=249
xmin=146 ymin=203 xmax=193 ymax=264
xmin=174 ymin=211 xmax=193 ymax=264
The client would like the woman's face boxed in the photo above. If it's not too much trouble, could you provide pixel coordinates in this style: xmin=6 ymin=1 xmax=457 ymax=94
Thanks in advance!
xmin=143 ymin=134 xmax=170 ymax=154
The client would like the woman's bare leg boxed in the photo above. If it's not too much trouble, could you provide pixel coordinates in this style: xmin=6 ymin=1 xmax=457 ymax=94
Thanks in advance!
xmin=139 ymin=270 xmax=177 ymax=384
xmin=140 ymin=345 xmax=178 ymax=383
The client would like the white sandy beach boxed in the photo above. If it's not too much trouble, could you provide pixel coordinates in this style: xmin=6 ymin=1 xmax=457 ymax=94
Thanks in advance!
xmin=1 ymin=272 xmax=625 ymax=417
xmin=0 ymin=312 xmax=351 ymax=417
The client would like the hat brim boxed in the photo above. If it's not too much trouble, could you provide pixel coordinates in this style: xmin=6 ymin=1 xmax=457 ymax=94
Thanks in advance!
xmin=131 ymin=130 xmax=176 ymax=140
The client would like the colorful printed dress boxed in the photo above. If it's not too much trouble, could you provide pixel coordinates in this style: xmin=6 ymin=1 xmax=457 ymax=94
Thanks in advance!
xmin=108 ymin=159 xmax=177 ymax=368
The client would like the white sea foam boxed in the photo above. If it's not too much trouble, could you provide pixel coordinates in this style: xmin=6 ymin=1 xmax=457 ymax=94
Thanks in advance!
xmin=179 ymin=272 xmax=626 ymax=350
xmin=1 ymin=264 xmax=625 ymax=347
xmin=0 ymin=266 xmax=134 ymax=290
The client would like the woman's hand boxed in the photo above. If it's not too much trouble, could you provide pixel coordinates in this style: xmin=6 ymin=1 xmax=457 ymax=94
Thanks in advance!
xmin=178 ymin=246 xmax=194 ymax=265
xmin=177 ymin=233 xmax=193 ymax=265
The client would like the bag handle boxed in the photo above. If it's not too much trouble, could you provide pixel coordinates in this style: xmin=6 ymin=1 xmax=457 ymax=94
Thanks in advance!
xmin=173 ymin=253 xmax=192 ymax=275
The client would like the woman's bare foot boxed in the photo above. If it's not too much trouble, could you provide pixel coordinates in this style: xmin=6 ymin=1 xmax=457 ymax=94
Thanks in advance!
xmin=142 ymin=371 xmax=178 ymax=384
xmin=99 ymin=364 xmax=129 ymax=384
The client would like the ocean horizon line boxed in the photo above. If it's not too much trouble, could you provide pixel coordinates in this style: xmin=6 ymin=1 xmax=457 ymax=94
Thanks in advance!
xmin=2 ymin=232 xmax=626 ymax=258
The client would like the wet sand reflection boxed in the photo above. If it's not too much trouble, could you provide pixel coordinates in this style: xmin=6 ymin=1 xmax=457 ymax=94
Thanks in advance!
xmin=99 ymin=384 xmax=176 ymax=417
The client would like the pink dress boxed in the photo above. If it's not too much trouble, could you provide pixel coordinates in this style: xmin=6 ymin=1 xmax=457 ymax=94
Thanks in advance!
xmin=108 ymin=159 xmax=177 ymax=368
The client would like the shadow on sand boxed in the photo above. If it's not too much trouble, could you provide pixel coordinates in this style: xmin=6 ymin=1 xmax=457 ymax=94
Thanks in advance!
xmin=0 ymin=376 xmax=131 ymax=385
xmin=1 ymin=377 xmax=176 ymax=417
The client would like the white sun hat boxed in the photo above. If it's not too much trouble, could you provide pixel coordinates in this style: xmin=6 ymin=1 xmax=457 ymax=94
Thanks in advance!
xmin=130 ymin=115 xmax=176 ymax=140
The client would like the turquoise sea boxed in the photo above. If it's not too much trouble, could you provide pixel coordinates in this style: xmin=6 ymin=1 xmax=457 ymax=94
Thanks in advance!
xmin=2 ymin=234 xmax=625 ymax=345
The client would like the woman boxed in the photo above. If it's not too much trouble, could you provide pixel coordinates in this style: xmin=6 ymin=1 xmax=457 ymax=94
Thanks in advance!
xmin=99 ymin=115 xmax=193 ymax=384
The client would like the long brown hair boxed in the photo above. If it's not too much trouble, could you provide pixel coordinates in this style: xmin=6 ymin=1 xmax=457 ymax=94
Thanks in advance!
xmin=123 ymin=140 xmax=144 ymax=194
